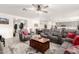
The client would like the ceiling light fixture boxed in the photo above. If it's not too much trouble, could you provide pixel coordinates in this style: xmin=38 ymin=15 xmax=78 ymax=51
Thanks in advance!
xmin=22 ymin=4 xmax=48 ymax=13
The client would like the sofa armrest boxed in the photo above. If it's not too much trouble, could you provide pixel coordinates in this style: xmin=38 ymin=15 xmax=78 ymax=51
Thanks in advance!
xmin=62 ymin=38 xmax=73 ymax=43
xmin=40 ymin=33 xmax=48 ymax=38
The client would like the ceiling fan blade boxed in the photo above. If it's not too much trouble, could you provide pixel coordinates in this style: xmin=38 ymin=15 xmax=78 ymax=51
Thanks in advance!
xmin=41 ymin=10 xmax=48 ymax=13
xmin=22 ymin=8 xmax=34 ymax=12
xmin=32 ymin=4 xmax=40 ymax=10
xmin=32 ymin=4 xmax=38 ymax=7
xmin=43 ymin=5 xmax=48 ymax=9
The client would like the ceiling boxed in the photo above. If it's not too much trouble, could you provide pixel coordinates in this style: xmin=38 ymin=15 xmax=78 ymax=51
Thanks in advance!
xmin=0 ymin=4 xmax=79 ymax=21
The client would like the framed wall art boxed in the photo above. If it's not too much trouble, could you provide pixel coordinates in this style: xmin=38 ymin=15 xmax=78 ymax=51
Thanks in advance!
xmin=0 ymin=17 xmax=9 ymax=24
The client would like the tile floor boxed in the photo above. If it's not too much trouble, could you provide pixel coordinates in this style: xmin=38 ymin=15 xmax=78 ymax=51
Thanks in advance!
xmin=1 ymin=37 xmax=66 ymax=54
xmin=0 ymin=33 xmax=66 ymax=54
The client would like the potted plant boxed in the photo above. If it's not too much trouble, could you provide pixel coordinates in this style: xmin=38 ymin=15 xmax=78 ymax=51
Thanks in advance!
xmin=19 ymin=23 xmax=24 ymax=31
xmin=19 ymin=23 xmax=24 ymax=41
xmin=13 ymin=24 xmax=17 ymax=37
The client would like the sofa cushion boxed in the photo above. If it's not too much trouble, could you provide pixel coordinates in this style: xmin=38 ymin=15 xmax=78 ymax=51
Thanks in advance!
xmin=72 ymin=35 xmax=79 ymax=46
xmin=40 ymin=33 xmax=48 ymax=38
xmin=22 ymin=31 xmax=28 ymax=35
xmin=62 ymin=38 xmax=73 ymax=43
xmin=67 ymin=32 xmax=76 ymax=39
xmin=53 ymin=31 xmax=61 ymax=36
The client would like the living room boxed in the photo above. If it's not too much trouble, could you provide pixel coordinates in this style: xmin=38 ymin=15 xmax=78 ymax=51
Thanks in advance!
xmin=0 ymin=4 xmax=79 ymax=54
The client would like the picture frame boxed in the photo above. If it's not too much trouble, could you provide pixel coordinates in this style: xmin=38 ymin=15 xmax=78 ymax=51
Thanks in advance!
xmin=0 ymin=17 xmax=9 ymax=24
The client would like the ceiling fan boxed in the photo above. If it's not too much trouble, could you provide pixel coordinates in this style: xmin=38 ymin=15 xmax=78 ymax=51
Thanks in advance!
xmin=22 ymin=4 xmax=48 ymax=13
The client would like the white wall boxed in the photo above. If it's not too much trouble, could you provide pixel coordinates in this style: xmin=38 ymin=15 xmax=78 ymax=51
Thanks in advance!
xmin=27 ymin=19 xmax=40 ymax=32
xmin=0 ymin=13 xmax=40 ymax=39
xmin=0 ymin=13 xmax=28 ymax=39
xmin=0 ymin=14 xmax=13 ymax=39
xmin=1 ymin=12 xmax=79 ymax=39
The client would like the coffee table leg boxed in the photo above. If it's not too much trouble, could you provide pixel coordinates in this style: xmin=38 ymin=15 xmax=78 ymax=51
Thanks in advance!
xmin=42 ymin=52 xmax=45 ymax=54
xmin=36 ymin=50 xmax=45 ymax=54
xmin=36 ymin=50 xmax=39 ymax=53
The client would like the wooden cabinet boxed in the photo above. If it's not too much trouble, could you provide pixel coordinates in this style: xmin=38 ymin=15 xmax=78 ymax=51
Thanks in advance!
xmin=30 ymin=39 xmax=50 ymax=53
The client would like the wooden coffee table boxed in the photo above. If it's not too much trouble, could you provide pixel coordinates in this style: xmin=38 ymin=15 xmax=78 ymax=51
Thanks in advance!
xmin=30 ymin=37 xmax=50 ymax=53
